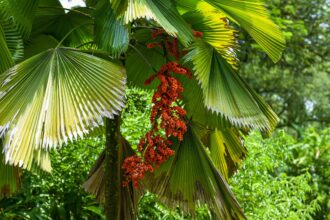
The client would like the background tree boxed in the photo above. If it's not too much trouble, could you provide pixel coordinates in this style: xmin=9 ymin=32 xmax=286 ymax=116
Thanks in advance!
xmin=0 ymin=0 xmax=285 ymax=219
xmin=239 ymin=0 xmax=330 ymax=129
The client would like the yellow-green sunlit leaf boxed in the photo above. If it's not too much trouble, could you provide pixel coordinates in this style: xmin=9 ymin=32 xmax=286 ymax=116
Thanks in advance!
xmin=123 ymin=0 xmax=156 ymax=24
xmin=204 ymin=0 xmax=285 ymax=62
xmin=203 ymin=128 xmax=247 ymax=180
xmin=0 ymin=48 xmax=126 ymax=170
xmin=185 ymin=41 xmax=279 ymax=130
xmin=184 ymin=2 xmax=238 ymax=67
xmin=139 ymin=0 xmax=194 ymax=46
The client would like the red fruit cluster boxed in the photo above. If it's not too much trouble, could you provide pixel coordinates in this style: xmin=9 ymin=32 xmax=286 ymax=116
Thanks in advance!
xmin=151 ymin=28 xmax=165 ymax=39
xmin=166 ymin=38 xmax=180 ymax=60
xmin=147 ymin=30 xmax=181 ymax=60
xmin=193 ymin=30 xmax=204 ymax=38
xmin=147 ymin=29 xmax=204 ymax=61
xmin=122 ymin=130 xmax=175 ymax=188
xmin=151 ymin=28 xmax=203 ymax=39
xmin=122 ymin=29 xmax=194 ymax=188
xmin=122 ymin=61 xmax=191 ymax=188
xmin=148 ymin=62 xmax=191 ymax=141
xmin=146 ymin=42 xmax=162 ymax=49
xmin=121 ymin=156 xmax=153 ymax=188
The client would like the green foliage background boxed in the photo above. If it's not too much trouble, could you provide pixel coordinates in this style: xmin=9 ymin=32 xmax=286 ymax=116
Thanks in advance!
xmin=1 ymin=89 xmax=329 ymax=219
xmin=239 ymin=0 xmax=330 ymax=128
xmin=231 ymin=130 xmax=325 ymax=219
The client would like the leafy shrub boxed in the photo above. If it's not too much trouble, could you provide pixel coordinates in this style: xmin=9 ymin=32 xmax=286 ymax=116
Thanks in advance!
xmin=288 ymin=127 xmax=330 ymax=219
xmin=231 ymin=130 xmax=321 ymax=219
xmin=0 ymin=138 xmax=104 ymax=220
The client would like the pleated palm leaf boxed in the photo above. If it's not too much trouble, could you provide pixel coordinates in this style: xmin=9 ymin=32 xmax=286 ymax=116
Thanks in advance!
xmin=0 ymin=0 xmax=126 ymax=196
xmin=0 ymin=0 xmax=284 ymax=218
xmin=143 ymin=123 xmax=246 ymax=219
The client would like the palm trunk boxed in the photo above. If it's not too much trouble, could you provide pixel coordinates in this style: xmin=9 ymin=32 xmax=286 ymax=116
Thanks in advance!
xmin=104 ymin=116 xmax=121 ymax=220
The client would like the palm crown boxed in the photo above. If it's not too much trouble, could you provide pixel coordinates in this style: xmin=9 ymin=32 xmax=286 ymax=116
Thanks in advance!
xmin=0 ymin=0 xmax=284 ymax=219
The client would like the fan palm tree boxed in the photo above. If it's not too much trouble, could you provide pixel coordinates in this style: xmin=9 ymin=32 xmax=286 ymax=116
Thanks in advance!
xmin=0 ymin=0 xmax=284 ymax=219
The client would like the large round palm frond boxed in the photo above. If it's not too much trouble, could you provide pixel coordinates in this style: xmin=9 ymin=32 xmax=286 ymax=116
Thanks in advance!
xmin=184 ymin=2 xmax=238 ymax=67
xmin=185 ymin=41 xmax=279 ymax=130
xmin=144 ymin=124 xmax=246 ymax=220
xmin=0 ymin=47 xmax=126 ymax=170
xmin=205 ymin=0 xmax=285 ymax=62
xmin=111 ymin=0 xmax=194 ymax=46
xmin=123 ymin=0 xmax=156 ymax=24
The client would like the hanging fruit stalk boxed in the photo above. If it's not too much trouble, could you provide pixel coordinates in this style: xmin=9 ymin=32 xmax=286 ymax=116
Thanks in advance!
xmin=122 ymin=30 xmax=194 ymax=188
